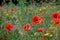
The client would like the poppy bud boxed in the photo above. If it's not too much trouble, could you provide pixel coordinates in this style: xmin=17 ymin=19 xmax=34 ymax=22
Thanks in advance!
xmin=38 ymin=27 xmax=44 ymax=32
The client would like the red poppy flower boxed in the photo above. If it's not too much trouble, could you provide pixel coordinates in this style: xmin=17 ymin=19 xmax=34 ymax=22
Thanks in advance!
xmin=10 ymin=8 xmax=14 ymax=13
xmin=55 ymin=21 xmax=60 ymax=25
xmin=57 ymin=14 xmax=60 ymax=21
xmin=38 ymin=27 xmax=44 ymax=32
xmin=51 ymin=12 xmax=59 ymax=21
xmin=5 ymin=23 xmax=14 ymax=31
xmin=23 ymin=23 xmax=31 ymax=31
xmin=31 ymin=16 xmax=42 ymax=24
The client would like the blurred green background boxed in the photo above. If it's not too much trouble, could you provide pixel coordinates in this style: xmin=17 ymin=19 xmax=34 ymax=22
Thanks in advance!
xmin=0 ymin=0 xmax=60 ymax=40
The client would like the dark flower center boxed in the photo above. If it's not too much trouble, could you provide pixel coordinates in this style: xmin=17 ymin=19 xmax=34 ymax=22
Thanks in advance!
xmin=34 ymin=18 xmax=38 ymax=21
xmin=54 ymin=15 xmax=57 ymax=18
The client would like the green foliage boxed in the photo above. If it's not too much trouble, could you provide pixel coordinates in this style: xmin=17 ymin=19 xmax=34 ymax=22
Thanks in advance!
xmin=0 ymin=0 xmax=60 ymax=40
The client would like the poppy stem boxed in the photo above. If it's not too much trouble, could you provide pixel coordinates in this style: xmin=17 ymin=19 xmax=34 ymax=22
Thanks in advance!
xmin=54 ymin=26 xmax=58 ymax=40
